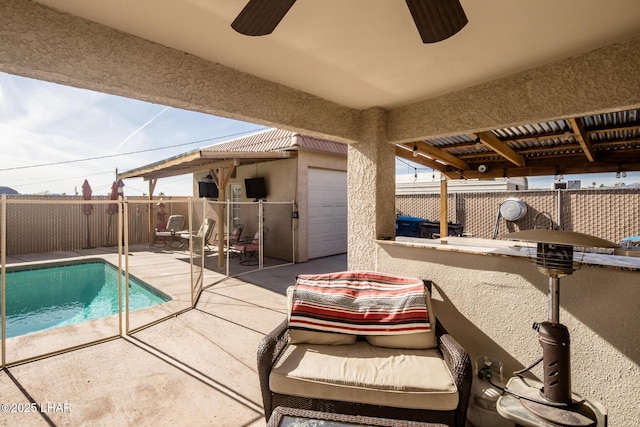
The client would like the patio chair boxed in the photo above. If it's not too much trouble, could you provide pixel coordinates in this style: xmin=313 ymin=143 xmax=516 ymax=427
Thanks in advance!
xmin=213 ymin=224 xmax=244 ymax=257
xmin=177 ymin=218 xmax=216 ymax=251
xmin=232 ymin=226 xmax=268 ymax=265
xmin=258 ymin=272 xmax=472 ymax=426
xmin=154 ymin=214 xmax=185 ymax=248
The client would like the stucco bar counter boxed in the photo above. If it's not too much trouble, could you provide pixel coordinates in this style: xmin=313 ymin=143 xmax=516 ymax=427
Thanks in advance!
xmin=374 ymin=237 xmax=640 ymax=426
xmin=381 ymin=236 xmax=640 ymax=272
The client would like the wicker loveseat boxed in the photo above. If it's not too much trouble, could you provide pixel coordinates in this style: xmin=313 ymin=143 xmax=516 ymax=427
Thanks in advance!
xmin=257 ymin=271 xmax=472 ymax=426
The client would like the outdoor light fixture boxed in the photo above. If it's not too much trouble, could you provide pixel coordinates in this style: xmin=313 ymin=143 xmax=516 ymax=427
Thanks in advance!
xmin=413 ymin=143 xmax=419 ymax=157
xmin=499 ymin=229 xmax=617 ymax=426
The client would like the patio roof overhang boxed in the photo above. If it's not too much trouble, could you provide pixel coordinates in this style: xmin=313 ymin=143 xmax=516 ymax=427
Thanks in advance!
xmin=9 ymin=1 xmax=639 ymax=185
xmin=117 ymin=147 xmax=297 ymax=271
xmin=117 ymin=150 xmax=296 ymax=181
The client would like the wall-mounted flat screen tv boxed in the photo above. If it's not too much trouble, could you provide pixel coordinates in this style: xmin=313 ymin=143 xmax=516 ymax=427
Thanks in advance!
xmin=198 ymin=180 xmax=219 ymax=198
xmin=245 ymin=177 xmax=267 ymax=199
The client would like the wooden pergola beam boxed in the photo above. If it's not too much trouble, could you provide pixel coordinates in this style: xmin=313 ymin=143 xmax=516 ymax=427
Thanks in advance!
xmin=148 ymin=178 xmax=158 ymax=245
xmin=395 ymin=146 xmax=458 ymax=179
xmin=568 ymin=117 xmax=596 ymax=162
xmin=476 ymin=132 xmax=526 ymax=167
xmin=439 ymin=178 xmax=448 ymax=240
xmin=402 ymin=141 xmax=469 ymax=171
xmin=460 ymin=158 xmax=640 ymax=179
xmin=117 ymin=152 xmax=203 ymax=179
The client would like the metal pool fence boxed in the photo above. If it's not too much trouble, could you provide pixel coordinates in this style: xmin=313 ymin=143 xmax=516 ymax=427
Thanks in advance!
xmin=0 ymin=195 xmax=296 ymax=368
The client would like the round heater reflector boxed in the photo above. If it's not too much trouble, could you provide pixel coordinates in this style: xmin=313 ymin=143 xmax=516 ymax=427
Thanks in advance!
xmin=500 ymin=198 xmax=527 ymax=221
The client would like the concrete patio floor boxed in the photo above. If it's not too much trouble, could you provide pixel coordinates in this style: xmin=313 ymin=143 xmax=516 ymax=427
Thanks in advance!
xmin=0 ymin=247 xmax=346 ymax=426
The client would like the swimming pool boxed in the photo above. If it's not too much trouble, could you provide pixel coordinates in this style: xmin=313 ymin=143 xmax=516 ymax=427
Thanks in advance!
xmin=4 ymin=259 xmax=171 ymax=338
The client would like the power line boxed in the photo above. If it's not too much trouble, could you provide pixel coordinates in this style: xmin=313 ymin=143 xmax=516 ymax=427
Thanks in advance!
xmin=396 ymin=157 xmax=430 ymax=170
xmin=9 ymin=170 xmax=113 ymax=189
xmin=0 ymin=127 xmax=268 ymax=172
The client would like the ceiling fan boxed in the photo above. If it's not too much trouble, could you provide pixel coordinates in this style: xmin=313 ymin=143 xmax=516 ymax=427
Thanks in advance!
xmin=231 ymin=0 xmax=468 ymax=43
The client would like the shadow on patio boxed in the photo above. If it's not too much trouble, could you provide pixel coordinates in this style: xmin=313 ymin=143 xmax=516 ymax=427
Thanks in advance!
xmin=0 ymin=248 xmax=346 ymax=426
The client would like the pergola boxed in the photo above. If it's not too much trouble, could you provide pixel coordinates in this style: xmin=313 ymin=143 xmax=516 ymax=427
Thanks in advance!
xmin=396 ymin=111 xmax=640 ymax=180
xmin=396 ymin=108 xmax=640 ymax=235
xmin=118 ymin=144 xmax=295 ymax=266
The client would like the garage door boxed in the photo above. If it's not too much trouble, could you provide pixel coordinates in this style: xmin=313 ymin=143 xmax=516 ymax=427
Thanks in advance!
xmin=307 ymin=168 xmax=347 ymax=258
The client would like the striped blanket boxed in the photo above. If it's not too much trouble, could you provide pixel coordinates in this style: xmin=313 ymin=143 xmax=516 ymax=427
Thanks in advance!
xmin=289 ymin=271 xmax=431 ymax=335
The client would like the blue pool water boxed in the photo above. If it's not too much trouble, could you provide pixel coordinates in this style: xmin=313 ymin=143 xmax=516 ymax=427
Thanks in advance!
xmin=4 ymin=260 xmax=171 ymax=338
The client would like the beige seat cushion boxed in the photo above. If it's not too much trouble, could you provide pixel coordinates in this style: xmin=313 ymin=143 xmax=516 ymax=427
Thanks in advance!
xmin=270 ymin=341 xmax=458 ymax=411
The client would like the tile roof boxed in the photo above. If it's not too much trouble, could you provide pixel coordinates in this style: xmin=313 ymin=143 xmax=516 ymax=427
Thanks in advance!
xmin=203 ymin=128 xmax=347 ymax=155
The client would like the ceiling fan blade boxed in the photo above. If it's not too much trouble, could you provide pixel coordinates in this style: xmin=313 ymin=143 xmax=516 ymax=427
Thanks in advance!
xmin=405 ymin=0 xmax=468 ymax=43
xmin=231 ymin=0 xmax=297 ymax=36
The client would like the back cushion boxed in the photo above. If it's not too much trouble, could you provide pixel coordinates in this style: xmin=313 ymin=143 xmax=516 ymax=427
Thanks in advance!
xmin=286 ymin=287 xmax=357 ymax=345
xmin=365 ymin=286 xmax=437 ymax=349
xmin=287 ymin=272 xmax=438 ymax=349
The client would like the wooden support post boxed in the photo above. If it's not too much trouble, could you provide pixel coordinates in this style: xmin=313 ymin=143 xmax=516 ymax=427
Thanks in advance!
xmin=217 ymin=172 xmax=225 ymax=269
xmin=440 ymin=177 xmax=448 ymax=242
xmin=148 ymin=179 xmax=157 ymax=245
xmin=212 ymin=165 xmax=235 ymax=269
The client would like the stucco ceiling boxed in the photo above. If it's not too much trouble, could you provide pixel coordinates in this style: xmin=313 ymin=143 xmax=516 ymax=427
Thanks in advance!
xmin=33 ymin=0 xmax=640 ymax=110
xmin=21 ymin=0 xmax=640 ymax=179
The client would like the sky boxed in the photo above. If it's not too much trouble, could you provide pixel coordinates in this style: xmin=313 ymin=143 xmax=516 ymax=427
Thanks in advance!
xmin=1 ymin=72 xmax=638 ymax=196
xmin=0 ymin=72 xmax=267 ymax=197
xmin=396 ymin=153 xmax=640 ymax=190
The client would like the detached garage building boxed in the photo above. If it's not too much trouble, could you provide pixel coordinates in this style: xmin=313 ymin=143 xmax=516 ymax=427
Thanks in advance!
xmin=119 ymin=128 xmax=347 ymax=263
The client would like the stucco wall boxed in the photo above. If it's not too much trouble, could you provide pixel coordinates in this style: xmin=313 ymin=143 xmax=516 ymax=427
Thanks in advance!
xmin=192 ymin=151 xmax=348 ymax=263
xmin=0 ymin=0 xmax=362 ymax=144
xmin=348 ymin=108 xmax=396 ymax=269
xmin=192 ymin=160 xmax=297 ymax=261
xmin=376 ymin=241 xmax=640 ymax=425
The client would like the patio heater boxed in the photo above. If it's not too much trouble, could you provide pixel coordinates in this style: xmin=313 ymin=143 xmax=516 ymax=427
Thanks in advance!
xmin=500 ymin=229 xmax=617 ymax=426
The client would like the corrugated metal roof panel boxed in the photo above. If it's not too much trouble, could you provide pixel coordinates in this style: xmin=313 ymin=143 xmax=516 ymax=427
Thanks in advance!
xmin=584 ymin=109 xmax=639 ymax=128
xmin=427 ymin=134 xmax=474 ymax=148
xmin=493 ymin=120 xmax=570 ymax=141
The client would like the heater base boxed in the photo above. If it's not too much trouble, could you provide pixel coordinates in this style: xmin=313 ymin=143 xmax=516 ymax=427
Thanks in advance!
xmin=520 ymin=385 xmax=596 ymax=426
xmin=497 ymin=377 xmax=607 ymax=427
